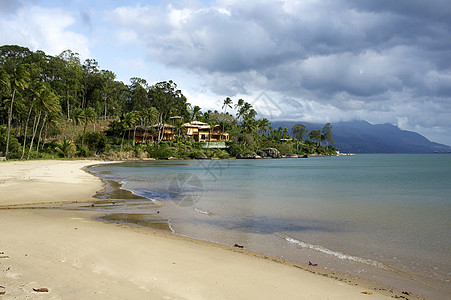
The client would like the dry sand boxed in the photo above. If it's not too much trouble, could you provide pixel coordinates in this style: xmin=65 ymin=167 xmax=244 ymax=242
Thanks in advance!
xmin=0 ymin=160 xmax=109 ymax=206
xmin=0 ymin=160 xmax=395 ymax=299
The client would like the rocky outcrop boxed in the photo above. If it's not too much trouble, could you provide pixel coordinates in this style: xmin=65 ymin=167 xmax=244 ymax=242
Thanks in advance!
xmin=284 ymin=154 xmax=299 ymax=158
xmin=236 ymin=153 xmax=259 ymax=159
xmin=257 ymin=148 xmax=281 ymax=158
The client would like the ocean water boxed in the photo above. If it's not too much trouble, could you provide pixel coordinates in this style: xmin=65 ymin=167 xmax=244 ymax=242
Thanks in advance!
xmin=88 ymin=154 xmax=451 ymax=299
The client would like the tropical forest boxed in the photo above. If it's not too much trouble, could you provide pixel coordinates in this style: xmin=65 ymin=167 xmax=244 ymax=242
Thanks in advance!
xmin=0 ymin=45 xmax=337 ymax=160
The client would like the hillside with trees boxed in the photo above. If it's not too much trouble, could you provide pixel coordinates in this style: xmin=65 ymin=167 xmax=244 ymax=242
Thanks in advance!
xmin=0 ymin=45 xmax=336 ymax=160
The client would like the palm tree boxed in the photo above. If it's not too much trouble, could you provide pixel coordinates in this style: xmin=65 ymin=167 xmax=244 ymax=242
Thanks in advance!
xmin=21 ymin=80 xmax=45 ymax=159
xmin=192 ymin=105 xmax=202 ymax=121
xmin=27 ymin=85 xmax=60 ymax=159
xmin=80 ymin=107 xmax=96 ymax=147
xmin=120 ymin=111 xmax=140 ymax=150
xmin=36 ymin=90 xmax=60 ymax=152
xmin=222 ymin=97 xmax=233 ymax=113
xmin=221 ymin=97 xmax=233 ymax=131
xmin=55 ymin=139 xmax=75 ymax=158
xmin=5 ymin=65 xmax=30 ymax=158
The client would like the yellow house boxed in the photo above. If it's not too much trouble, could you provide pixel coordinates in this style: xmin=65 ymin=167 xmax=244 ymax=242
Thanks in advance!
xmin=183 ymin=121 xmax=229 ymax=142
xmin=124 ymin=121 xmax=229 ymax=144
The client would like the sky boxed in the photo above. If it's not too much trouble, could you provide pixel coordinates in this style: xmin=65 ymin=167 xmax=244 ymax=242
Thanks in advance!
xmin=1 ymin=0 xmax=451 ymax=145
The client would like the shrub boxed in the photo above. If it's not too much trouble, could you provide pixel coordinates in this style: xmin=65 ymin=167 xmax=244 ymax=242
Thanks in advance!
xmin=77 ymin=131 xmax=107 ymax=154
xmin=189 ymin=150 xmax=207 ymax=159
xmin=146 ymin=142 xmax=174 ymax=159
xmin=54 ymin=139 xmax=76 ymax=158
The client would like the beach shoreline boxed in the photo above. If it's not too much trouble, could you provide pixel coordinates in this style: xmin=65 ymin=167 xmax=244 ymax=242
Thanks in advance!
xmin=0 ymin=160 xmax=413 ymax=299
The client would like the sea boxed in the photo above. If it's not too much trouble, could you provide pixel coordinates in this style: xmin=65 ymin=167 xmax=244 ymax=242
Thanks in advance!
xmin=87 ymin=154 xmax=451 ymax=299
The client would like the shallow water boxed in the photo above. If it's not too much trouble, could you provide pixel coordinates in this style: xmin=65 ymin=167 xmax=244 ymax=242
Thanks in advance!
xmin=89 ymin=154 xmax=451 ymax=299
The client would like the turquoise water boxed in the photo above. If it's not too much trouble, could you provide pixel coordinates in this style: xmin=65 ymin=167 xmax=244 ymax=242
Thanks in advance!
xmin=89 ymin=154 xmax=451 ymax=299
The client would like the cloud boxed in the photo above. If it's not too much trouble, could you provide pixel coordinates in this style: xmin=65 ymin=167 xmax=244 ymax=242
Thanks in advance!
xmin=0 ymin=5 xmax=90 ymax=58
xmin=1 ymin=0 xmax=449 ymax=144
xmin=105 ymin=0 xmax=451 ymax=143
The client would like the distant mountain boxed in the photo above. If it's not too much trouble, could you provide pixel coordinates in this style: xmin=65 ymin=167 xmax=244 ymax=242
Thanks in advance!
xmin=270 ymin=120 xmax=451 ymax=153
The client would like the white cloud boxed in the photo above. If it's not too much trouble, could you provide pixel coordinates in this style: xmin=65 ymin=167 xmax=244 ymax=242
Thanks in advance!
xmin=0 ymin=6 xmax=90 ymax=58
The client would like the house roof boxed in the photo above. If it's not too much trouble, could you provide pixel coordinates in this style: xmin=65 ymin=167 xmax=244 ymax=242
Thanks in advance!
xmin=183 ymin=121 xmax=211 ymax=129
xmin=151 ymin=123 xmax=176 ymax=128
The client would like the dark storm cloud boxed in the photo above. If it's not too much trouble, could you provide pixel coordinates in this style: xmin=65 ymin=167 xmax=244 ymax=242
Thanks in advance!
xmin=110 ymin=0 xmax=451 ymax=143
xmin=115 ymin=0 xmax=448 ymax=98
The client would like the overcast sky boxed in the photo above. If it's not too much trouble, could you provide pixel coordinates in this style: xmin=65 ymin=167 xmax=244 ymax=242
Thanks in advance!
xmin=1 ymin=0 xmax=450 ymax=145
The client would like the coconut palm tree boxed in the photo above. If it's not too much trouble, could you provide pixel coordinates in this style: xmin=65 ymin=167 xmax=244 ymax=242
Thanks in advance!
xmin=21 ymin=80 xmax=45 ymax=159
xmin=27 ymin=85 xmax=60 ymax=159
xmin=221 ymin=97 xmax=233 ymax=131
xmin=5 ymin=65 xmax=30 ymax=158
xmin=191 ymin=105 xmax=202 ymax=121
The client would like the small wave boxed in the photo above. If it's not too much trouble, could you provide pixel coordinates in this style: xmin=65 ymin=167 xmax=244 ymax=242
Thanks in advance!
xmin=281 ymin=234 xmax=389 ymax=270
xmin=193 ymin=207 xmax=213 ymax=215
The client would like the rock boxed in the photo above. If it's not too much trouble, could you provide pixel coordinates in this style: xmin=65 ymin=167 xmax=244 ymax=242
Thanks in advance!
xmin=236 ymin=153 xmax=258 ymax=159
xmin=284 ymin=154 xmax=299 ymax=158
xmin=260 ymin=148 xmax=281 ymax=158
xmin=257 ymin=150 xmax=268 ymax=157
xmin=300 ymin=154 xmax=309 ymax=158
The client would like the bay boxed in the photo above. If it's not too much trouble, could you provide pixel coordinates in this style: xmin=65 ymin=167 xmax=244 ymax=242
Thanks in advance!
xmin=89 ymin=154 xmax=451 ymax=299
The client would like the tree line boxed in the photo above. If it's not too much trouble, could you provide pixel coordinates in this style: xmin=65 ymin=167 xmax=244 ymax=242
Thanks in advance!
xmin=0 ymin=44 xmax=336 ymax=160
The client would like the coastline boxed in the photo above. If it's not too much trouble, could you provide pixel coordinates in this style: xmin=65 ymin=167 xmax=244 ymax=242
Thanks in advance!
xmin=0 ymin=160 xmax=409 ymax=299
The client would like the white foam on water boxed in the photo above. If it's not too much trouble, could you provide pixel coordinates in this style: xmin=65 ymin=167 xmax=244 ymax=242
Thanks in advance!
xmin=282 ymin=234 xmax=389 ymax=270
xmin=193 ymin=207 xmax=213 ymax=215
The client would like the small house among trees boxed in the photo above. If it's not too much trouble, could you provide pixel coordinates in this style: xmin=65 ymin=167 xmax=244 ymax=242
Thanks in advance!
xmin=124 ymin=121 xmax=229 ymax=144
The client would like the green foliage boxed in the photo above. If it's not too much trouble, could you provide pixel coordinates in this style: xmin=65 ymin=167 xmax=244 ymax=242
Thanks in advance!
xmin=208 ymin=149 xmax=229 ymax=159
xmin=106 ymin=120 xmax=125 ymax=136
xmin=308 ymin=130 xmax=322 ymax=145
xmin=276 ymin=143 xmax=295 ymax=155
xmin=55 ymin=139 xmax=76 ymax=158
xmin=0 ymin=45 xmax=338 ymax=160
xmin=189 ymin=150 xmax=207 ymax=159
xmin=146 ymin=142 xmax=174 ymax=159
xmin=292 ymin=124 xmax=307 ymax=141
xmin=76 ymin=145 xmax=90 ymax=157
xmin=0 ymin=125 xmax=21 ymax=157
xmin=77 ymin=131 xmax=107 ymax=154
xmin=322 ymin=123 xmax=333 ymax=146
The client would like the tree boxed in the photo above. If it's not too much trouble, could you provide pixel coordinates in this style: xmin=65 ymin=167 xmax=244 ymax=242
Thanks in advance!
xmin=27 ymin=84 xmax=60 ymax=158
xmin=5 ymin=65 xmax=30 ymax=158
xmin=79 ymin=107 xmax=96 ymax=146
xmin=99 ymin=70 xmax=116 ymax=120
xmin=21 ymin=79 xmax=45 ymax=159
xmin=81 ymin=58 xmax=99 ymax=109
xmin=191 ymin=105 xmax=202 ymax=121
xmin=58 ymin=50 xmax=82 ymax=119
xmin=322 ymin=123 xmax=333 ymax=146
xmin=292 ymin=124 xmax=307 ymax=152
xmin=308 ymin=129 xmax=322 ymax=146
xmin=148 ymin=81 xmax=189 ymax=142
xmin=55 ymin=139 xmax=75 ymax=158
xmin=221 ymin=97 xmax=233 ymax=131
xmin=222 ymin=97 xmax=232 ymax=114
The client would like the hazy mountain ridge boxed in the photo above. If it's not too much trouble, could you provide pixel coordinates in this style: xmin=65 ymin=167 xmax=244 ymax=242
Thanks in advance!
xmin=270 ymin=120 xmax=451 ymax=153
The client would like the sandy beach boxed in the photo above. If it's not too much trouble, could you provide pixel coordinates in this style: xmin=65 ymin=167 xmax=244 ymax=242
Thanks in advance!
xmin=0 ymin=160 xmax=397 ymax=299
